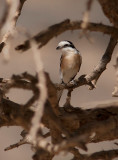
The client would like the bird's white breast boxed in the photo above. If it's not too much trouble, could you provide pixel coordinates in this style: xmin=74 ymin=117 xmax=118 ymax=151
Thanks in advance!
xmin=60 ymin=50 xmax=81 ymax=83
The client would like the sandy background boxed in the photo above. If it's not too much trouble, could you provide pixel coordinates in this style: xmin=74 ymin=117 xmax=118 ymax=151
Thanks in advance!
xmin=0 ymin=0 xmax=118 ymax=160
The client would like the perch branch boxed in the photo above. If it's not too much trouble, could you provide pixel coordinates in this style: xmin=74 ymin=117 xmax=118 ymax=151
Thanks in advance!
xmin=56 ymin=36 xmax=117 ymax=91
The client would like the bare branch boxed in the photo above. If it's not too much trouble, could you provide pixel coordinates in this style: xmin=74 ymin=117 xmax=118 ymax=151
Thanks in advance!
xmin=4 ymin=138 xmax=27 ymax=151
xmin=28 ymin=41 xmax=47 ymax=144
xmin=55 ymin=74 xmax=95 ymax=91
xmin=1 ymin=82 xmax=118 ymax=159
xmin=85 ymin=36 xmax=117 ymax=84
xmin=15 ymin=19 xmax=118 ymax=52
xmin=71 ymin=148 xmax=118 ymax=160
xmin=0 ymin=0 xmax=27 ymax=53
xmin=86 ymin=149 xmax=118 ymax=160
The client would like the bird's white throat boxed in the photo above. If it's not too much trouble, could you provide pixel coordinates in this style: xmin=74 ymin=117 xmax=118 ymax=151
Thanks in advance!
xmin=61 ymin=47 xmax=78 ymax=55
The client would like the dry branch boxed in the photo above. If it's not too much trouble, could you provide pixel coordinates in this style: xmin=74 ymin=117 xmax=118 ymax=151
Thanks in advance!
xmin=1 ymin=90 xmax=118 ymax=159
xmin=1 ymin=36 xmax=118 ymax=160
xmin=0 ymin=0 xmax=27 ymax=53
xmin=15 ymin=19 xmax=118 ymax=52
xmin=0 ymin=72 xmax=118 ymax=159
xmin=85 ymin=36 xmax=117 ymax=84
xmin=4 ymin=138 xmax=27 ymax=151
xmin=71 ymin=148 xmax=118 ymax=160
xmin=28 ymin=40 xmax=47 ymax=144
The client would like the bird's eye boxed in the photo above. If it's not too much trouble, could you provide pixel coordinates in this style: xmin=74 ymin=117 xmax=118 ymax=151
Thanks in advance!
xmin=64 ymin=44 xmax=69 ymax=47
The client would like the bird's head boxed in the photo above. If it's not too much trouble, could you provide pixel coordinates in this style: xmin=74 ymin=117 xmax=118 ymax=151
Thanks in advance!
xmin=56 ymin=40 xmax=76 ymax=51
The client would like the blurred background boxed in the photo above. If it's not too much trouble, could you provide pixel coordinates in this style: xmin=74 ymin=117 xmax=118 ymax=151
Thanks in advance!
xmin=0 ymin=0 xmax=118 ymax=160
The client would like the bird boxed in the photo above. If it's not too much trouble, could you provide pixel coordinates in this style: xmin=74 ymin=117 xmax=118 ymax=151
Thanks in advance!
xmin=56 ymin=40 xmax=82 ymax=101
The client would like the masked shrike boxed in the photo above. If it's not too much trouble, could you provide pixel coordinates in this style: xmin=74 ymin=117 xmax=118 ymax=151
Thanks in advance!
xmin=56 ymin=40 xmax=82 ymax=101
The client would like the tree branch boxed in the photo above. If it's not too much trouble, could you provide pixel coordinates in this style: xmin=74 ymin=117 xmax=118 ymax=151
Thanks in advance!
xmin=15 ymin=19 xmax=118 ymax=52
xmin=85 ymin=36 xmax=117 ymax=84
xmin=28 ymin=40 xmax=48 ymax=144
xmin=0 ymin=0 xmax=27 ymax=53
xmin=71 ymin=148 xmax=118 ymax=160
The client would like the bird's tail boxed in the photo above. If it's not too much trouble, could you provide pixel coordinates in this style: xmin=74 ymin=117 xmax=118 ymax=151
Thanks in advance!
xmin=57 ymin=89 xmax=63 ymax=103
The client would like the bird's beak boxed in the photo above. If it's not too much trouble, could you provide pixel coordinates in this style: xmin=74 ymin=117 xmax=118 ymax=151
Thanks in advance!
xmin=56 ymin=46 xmax=60 ymax=50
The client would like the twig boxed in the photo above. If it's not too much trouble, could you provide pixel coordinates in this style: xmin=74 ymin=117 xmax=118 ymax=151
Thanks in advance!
xmin=15 ymin=19 xmax=118 ymax=52
xmin=4 ymin=138 xmax=27 ymax=151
